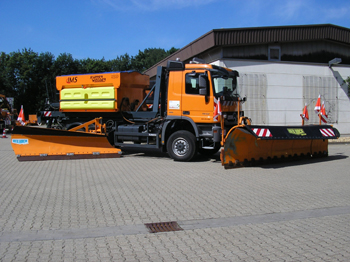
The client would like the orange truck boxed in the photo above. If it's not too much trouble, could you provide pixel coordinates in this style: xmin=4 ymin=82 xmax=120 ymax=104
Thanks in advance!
xmin=11 ymin=58 xmax=340 ymax=167
xmin=47 ymin=59 xmax=242 ymax=161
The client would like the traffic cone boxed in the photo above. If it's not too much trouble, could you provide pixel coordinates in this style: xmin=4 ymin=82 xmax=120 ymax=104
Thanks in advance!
xmin=2 ymin=128 xmax=7 ymax=138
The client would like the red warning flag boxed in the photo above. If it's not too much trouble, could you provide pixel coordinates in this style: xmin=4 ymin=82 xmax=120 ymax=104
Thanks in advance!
xmin=17 ymin=105 xmax=26 ymax=126
xmin=301 ymin=104 xmax=309 ymax=121
xmin=320 ymin=101 xmax=328 ymax=123
xmin=213 ymin=97 xmax=222 ymax=121
xmin=314 ymin=94 xmax=321 ymax=113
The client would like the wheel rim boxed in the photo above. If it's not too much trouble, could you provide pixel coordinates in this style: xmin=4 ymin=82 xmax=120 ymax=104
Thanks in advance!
xmin=172 ymin=137 xmax=189 ymax=157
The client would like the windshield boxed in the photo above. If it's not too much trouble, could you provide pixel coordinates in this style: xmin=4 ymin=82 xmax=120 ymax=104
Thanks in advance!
xmin=211 ymin=71 xmax=239 ymax=98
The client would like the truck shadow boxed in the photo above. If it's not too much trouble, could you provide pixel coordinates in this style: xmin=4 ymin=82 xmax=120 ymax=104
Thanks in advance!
xmin=259 ymin=153 xmax=348 ymax=169
xmin=192 ymin=153 xmax=221 ymax=162
xmin=120 ymin=149 xmax=348 ymax=168
xmin=121 ymin=148 xmax=168 ymax=159
xmin=120 ymin=148 xmax=221 ymax=162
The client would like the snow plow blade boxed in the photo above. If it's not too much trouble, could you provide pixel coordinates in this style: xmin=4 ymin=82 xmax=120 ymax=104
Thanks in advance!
xmin=11 ymin=126 xmax=121 ymax=161
xmin=221 ymin=125 xmax=340 ymax=169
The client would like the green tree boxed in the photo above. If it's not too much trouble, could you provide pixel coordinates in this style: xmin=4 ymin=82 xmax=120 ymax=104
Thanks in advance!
xmin=34 ymin=52 xmax=56 ymax=106
xmin=6 ymin=49 xmax=40 ymax=114
xmin=166 ymin=47 xmax=179 ymax=56
xmin=0 ymin=49 xmax=56 ymax=114
xmin=52 ymin=53 xmax=80 ymax=76
xmin=133 ymin=47 xmax=179 ymax=72
xmin=108 ymin=54 xmax=133 ymax=71
xmin=0 ymin=52 xmax=11 ymax=95
xmin=79 ymin=58 xmax=110 ymax=74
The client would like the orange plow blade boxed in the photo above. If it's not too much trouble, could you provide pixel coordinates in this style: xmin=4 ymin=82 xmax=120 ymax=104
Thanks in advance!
xmin=221 ymin=125 xmax=340 ymax=169
xmin=11 ymin=126 xmax=121 ymax=161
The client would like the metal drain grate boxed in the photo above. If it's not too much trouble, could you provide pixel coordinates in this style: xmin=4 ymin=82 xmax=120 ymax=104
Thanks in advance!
xmin=145 ymin=221 xmax=183 ymax=233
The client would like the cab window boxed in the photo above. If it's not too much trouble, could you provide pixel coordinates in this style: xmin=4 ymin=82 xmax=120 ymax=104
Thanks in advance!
xmin=185 ymin=73 xmax=200 ymax=95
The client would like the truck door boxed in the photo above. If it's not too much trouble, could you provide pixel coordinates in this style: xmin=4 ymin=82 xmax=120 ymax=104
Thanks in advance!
xmin=181 ymin=71 xmax=214 ymax=123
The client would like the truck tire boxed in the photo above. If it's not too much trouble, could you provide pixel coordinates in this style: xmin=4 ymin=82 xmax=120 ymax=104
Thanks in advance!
xmin=167 ymin=130 xmax=197 ymax=162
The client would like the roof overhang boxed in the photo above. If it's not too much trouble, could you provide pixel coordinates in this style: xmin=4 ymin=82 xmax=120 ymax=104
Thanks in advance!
xmin=144 ymin=24 xmax=350 ymax=77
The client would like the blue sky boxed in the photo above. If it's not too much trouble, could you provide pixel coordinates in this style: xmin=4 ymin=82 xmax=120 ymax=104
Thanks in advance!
xmin=1 ymin=0 xmax=349 ymax=61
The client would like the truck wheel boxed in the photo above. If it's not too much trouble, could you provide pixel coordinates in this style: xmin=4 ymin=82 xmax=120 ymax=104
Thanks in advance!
xmin=167 ymin=131 xmax=197 ymax=162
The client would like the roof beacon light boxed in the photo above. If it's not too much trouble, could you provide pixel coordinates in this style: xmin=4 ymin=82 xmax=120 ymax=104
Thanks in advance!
xmin=191 ymin=57 xmax=205 ymax=64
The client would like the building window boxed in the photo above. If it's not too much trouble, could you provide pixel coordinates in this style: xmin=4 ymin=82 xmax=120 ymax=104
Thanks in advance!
xmin=269 ymin=46 xmax=281 ymax=61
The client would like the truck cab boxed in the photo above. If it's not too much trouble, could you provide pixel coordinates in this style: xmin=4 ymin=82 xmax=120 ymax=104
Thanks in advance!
xmin=114 ymin=59 xmax=242 ymax=161
xmin=167 ymin=59 xmax=241 ymax=125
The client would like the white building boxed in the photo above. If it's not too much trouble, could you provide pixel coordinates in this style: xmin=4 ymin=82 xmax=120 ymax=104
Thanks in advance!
xmin=146 ymin=24 xmax=350 ymax=135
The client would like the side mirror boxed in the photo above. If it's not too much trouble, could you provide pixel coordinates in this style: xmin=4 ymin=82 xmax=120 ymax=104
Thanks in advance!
xmin=199 ymin=74 xmax=208 ymax=95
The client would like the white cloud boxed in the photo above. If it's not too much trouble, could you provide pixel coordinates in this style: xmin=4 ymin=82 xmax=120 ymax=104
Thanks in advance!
xmin=96 ymin=0 xmax=218 ymax=11
xmin=277 ymin=0 xmax=306 ymax=20
xmin=323 ymin=6 xmax=350 ymax=20
xmin=271 ymin=0 xmax=350 ymax=25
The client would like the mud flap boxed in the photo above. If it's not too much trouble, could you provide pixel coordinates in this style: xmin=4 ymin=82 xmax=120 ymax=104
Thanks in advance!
xmin=11 ymin=126 xmax=121 ymax=161
xmin=221 ymin=125 xmax=340 ymax=169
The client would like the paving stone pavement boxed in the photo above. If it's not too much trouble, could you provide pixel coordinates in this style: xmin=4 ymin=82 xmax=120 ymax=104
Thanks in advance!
xmin=0 ymin=135 xmax=350 ymax=261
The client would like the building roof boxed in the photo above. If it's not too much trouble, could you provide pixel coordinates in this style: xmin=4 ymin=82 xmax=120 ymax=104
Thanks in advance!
xmin=144 ymin=24 xmax=350 ymax=77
